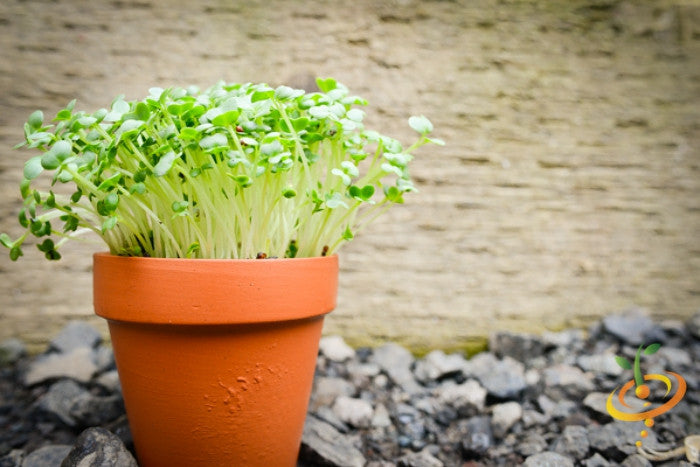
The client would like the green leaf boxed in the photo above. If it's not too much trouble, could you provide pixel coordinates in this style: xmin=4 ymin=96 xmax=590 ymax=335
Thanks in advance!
xmin=18 ymin=209 xmax=29 ymax=228
xmin=103 ymin=192 xmax=119 ymax=211
xmin=97 ymin=173 xmax=123 ymax=191
xmin=260 ymin=140 xmax=284 ymax=157
xmin=23 ymin=156 xmax=43 ymax=180
xmin=325 ymin=192 xmax=348 ymax=209
xmin=10 ymin=246 xmax=23 ymax=261
xmin=20 ymin=180 xmax=31 ymax=199
xmin=346 ymin=108 xmax=364 ymax=123
xmin=186 ymin=242 xmax=200 ymax=258
xmin=154 ymin=152 xmax=178 ymax=176
xmin=342 ymin=226 xmax=354 ymax=241
xmin=615 ymin=356 xmax=632 ymax=370
xmin=115 ymin=119 xmax=145 ymax=139
xmin=644 ymin=343 xmax=661 ymax=355
xmin=70 ymin=189 xmax=83 ymax=203
xmin=37 ymin=238 xmax=54 ymax=253
xmin=101 ymin=216 xmax=118 ymax=232
xmin=129 ymin=182 xmax=146 ymax=195
xmin=199 ymin=133 xmax=229 ymax=151
xmin=212 ymin=110 xmax=240 ymax=127
xmin=282 ymin=188 xmax=297 ymax=198
xmin=55 ymin=109 xmax=72 ymax=121
xmin=426 ymin=136 xmax=445 ymax=146
xmin=76 ymin=116 xmax=97 ymax=128
xmin=408 ymin=115 xmax=434 ymax=134
xmin=41 ymin=152 xmax=60 ymax=170
xmin=274 ymin=85 xmax=304 ymax=100
xmin=45 ymin=249 xmax=61 ymax=260
xmin=0 ymin=233 xmax=13 ymax=248
xmin=135 ymin=102 xmax=151 ymax=121
xmin=361 ymin=184 xmax=375 ymax=200
xmin=316 ymin=77 xmax=337 ymax=93
xmin=28 ymin=110 xmax=44 ymax=129
xmin=171 ymin=200 xmax=188 ymax=214
xmin=251 ymin=90 xmax=274 ymax=102
xmin=179 ymin=128 xmax=200 ymax=141
xmin=62 ymin=215 xmax=79 ymax=232
xmin=227 ymin=174 xmax=252 ymax=188
xmin=385 ymin=186 xmax=404 ymax=203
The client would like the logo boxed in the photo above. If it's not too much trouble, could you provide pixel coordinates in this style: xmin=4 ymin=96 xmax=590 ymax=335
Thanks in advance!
xmin=606 ymin=342 xmax=687 ymax=447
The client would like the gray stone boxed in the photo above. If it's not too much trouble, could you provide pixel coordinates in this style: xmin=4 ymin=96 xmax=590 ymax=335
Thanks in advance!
xmin=94 ymin=370 xmax=121 ymax=394
xmin=687 ymin=311 xmax=700 ymax=340
xmin=583 ymin=392 xmax=610 ymax=417
xmin=35 ymin=380 xmax=86 ymax=427
xmin=489 ymin=331 xmax=545 ymax=362
xmin=521 ymin=409 xmax=550 ymax=428
xmin=655 ymin=346 xmax=692 ymax=368
xmin=542 ymin=329 xmax=585 ymax=349
xmin=397 ymin=449 xmax=444 ymax=467
xmin=413 ymin=350 xmax=466 ymax=383
xmin=372 ymin=343 xmax=423 ymax=394
xmin=577 ymin=354 xmax=624 ymax=376
xmin=517 ymin=433 xmax=548 ymax=457
xmin=300 ymin=416 xmax=365 ymax=467
xmin=313 ymin=405 xmax=349 ymax=433
xmin=603 ymin=309 xmax=655 ymax=345
xmin=543 ymin=364 xmax=595 ymax=393
xmin=491 ymin=401 xmax=522 ymax=437
xmin=523 ymin=451 xmax=575 ymax=467
xmin=23 ymin=348 xmax=98 ymax=386
xmin=91 ymin=346 xmax=115 ymax=373
xmin=583 ymin=453 xmax=611 ymax=467
xmin=49 ymin=321 xmax=102 ymax=354
xmin=460 ymin=416 xmax=493 ymax=459
xmin=332 ymin=396 xmax=374 ymax=428
xmin=346 ymin=361 xmax=380 ymax=389
xmin=21 ymin=445 xmax=71 ymax=467
xmin=620 ymin=454 xmax=653 ymax=467
xmin=68 ymin=391 xmax=124 ymax=428
xmin=0 ymin=449 xmax=25 ymax=467
xmin=466 ymin=353 xmax=527 ymax=399
xmin=371 ymin=403 xmax=392 ymax=428
xmin=587 ymin=421 xmax=664 ymax=459
xmin=61 ymin=427 xmax=137 ymax=467
xmin=434 ymin=379 xmax=487 ymax=416
xmin=0 ymin=338 xmax=27 ymax=367
xmin=537 ymin=395 xmax=578 ymax=419
xmin=552 ymin=425 xmax=590 ymax=460
xmin=35 ymin=379 xmax=124 ymax=428
xmin=319 ymin=336 xmax=356 ymax=363
xmin=310 ymin=376 xmax=356 ymax=410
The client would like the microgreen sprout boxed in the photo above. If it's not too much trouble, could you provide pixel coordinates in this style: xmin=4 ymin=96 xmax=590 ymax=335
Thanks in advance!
xmin=2 ymin=78 xmax=443 ymax=260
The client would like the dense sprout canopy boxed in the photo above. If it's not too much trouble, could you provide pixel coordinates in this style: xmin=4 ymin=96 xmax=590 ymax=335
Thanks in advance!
xmin=2 ymin=78 xmax=442 ymax=260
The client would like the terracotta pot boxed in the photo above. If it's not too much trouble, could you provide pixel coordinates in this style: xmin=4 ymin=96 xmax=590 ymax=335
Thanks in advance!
xmin=93 ymin=252 xmax=338 ymax=467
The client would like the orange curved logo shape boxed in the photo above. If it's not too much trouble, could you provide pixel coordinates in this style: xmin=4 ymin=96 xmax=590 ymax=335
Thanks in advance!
xmin=606 ymin=371 xmax=686 ymax=422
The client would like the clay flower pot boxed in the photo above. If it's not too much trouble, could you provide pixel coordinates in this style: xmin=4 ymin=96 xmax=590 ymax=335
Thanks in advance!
xmin=93 ymin=252 xmax=338 ymax=466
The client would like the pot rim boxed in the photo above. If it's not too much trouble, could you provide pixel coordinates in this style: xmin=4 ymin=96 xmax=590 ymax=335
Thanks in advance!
xmin=93 ymin=252 xmax=338 ymax=325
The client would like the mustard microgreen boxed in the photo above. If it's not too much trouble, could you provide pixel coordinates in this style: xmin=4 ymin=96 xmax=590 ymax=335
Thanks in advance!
xmin=3 ymin=78 xmax=442 ymax=260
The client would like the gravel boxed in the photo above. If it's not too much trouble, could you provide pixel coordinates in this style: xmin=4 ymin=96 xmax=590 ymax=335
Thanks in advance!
xmin=1 ymin=310 xmax=699 ymax=466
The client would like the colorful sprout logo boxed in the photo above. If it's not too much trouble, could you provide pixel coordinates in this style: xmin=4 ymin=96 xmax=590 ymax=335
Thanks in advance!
xmin=606 ymin=342 xmax=687 ymax=447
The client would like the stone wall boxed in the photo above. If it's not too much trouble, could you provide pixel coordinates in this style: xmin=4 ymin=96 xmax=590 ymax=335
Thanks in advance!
xmin=0 ymin=0 xmax=698 ymax=351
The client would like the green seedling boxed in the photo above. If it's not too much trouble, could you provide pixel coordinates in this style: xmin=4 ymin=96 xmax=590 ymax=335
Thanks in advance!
xmin=615 ymin=342 xmax=661 ymax=399
xmin=2 ymin=78 xmax=443 ymax=260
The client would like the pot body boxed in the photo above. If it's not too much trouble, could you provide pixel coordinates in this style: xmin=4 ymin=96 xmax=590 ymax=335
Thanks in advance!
xmin=93 ymin=253 xmax=338 ymax=467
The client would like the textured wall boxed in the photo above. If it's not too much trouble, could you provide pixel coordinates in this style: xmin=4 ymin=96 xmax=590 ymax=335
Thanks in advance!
xmin=0 ymin=0 xmax=698 ymax=351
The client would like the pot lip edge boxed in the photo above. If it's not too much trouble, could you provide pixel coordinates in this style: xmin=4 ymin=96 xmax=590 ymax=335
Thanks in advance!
xmin=93 ymin=251 xmax=338 ymax=264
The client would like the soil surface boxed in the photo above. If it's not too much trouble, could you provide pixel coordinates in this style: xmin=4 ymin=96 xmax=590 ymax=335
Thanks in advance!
xmin=0 ymin=0 xmax=698 ymax=351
